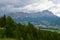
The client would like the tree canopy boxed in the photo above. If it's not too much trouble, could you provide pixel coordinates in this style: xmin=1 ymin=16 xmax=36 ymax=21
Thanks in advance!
xmin=0 ymin=15 xmax=60 ymax=40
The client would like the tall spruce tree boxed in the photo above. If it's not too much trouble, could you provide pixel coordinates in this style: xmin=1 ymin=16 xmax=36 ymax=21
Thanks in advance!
xmin=0 ymin=14 xmax=6 ymax=27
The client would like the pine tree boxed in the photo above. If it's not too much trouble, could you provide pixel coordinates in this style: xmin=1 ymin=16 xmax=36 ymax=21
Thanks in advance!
xmin=0 ymin=14 xmax=6 ymax=27
xmin=5 ymin=16 xmax=17 ymax=38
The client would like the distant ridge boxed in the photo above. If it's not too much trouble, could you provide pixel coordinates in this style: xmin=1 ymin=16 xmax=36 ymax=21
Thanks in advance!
xmin=6 ymin=10 xmax=60 ymax=26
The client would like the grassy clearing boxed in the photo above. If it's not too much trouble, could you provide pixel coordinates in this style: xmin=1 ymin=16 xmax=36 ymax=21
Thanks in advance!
xmin=0 ymin=38 xmax=15 ymax=40
xmin=41 ymin=29 xmax=60 ymax=33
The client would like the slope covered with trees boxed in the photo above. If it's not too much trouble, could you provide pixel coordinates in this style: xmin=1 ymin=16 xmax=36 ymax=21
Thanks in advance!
xmin=0 ymin=15 xmax=60 ymax=40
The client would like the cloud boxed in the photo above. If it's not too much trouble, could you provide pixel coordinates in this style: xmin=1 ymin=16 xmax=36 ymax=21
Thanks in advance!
xmin=0 ymin=0 xmax=21 ymax=8
xmin=49 ymin=0 xmax=60 ymax=3
xmin=17 ymin=0 xmax=60 ymax=17
xmin=0 ymin=0 xmax=60 ymax=17
xmin=19 ymin=0 xmax=55 ymax=12
xmin=0 ymin=0 xmax=21 ymax=5
xmin=0 ymin=0 xmax=21 ymax=15
xmin=49 ymin=4 xmax=60 ymax=17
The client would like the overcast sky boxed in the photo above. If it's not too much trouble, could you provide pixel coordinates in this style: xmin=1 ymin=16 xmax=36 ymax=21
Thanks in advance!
xmin=0 ymin=0 xmax=60 ymax=17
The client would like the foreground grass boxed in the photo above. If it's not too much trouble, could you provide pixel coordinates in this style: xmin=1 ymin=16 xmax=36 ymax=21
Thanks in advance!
xmin=0 ymin=38 xmax=15 ymax=40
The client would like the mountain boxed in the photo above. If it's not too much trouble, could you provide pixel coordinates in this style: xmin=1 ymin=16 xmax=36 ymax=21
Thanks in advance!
xmin=6 ymin=10 xmax=55 ymax=17
xmin=6 ymin=10 xmax=60 ymax=29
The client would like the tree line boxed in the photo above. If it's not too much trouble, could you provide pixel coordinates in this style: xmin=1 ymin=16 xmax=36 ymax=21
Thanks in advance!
xmin=0 ymin=15 xmax=60 ymax=40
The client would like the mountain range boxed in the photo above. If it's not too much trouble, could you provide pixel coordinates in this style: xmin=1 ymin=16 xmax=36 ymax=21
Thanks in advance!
xmin=6 ymin=10 xmax=60 ymax=29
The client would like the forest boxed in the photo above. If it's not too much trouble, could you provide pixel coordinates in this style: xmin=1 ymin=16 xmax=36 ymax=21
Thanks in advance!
xmin=0 ymin=15 xmax=60 ymax=40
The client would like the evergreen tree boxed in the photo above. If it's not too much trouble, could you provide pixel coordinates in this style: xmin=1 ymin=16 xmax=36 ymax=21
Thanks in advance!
xmin=5 ymin=16 xmax=17 ymax=38
xmin=0 ymin=14 xmax=6 ymax=27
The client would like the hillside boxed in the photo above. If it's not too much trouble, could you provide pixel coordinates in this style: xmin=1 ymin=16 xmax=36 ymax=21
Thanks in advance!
xmin=0 ymin=15 xmax=60 ymax=40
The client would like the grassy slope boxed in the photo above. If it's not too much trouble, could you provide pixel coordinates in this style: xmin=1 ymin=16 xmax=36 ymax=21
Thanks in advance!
xmin=0 ymin=38 xmax=15 ymax=40
xmin=0 ymin=28 xmax=60 ymax=40
xmin=41 ymin=29 xmax=60 ymax=33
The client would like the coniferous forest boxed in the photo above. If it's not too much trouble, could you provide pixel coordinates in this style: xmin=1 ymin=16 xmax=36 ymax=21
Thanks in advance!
xmin=0 ymin=15 xmax=60 ymax=40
